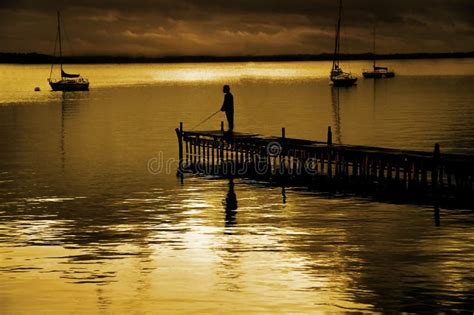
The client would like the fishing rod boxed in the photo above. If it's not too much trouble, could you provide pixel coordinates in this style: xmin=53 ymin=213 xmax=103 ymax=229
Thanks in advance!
xmin=190 ymin=109 xmax=221 ymax=131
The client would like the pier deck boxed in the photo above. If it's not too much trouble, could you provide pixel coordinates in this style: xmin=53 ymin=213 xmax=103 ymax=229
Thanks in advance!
xmin=175 ymin=124 xmax=474 ymax=208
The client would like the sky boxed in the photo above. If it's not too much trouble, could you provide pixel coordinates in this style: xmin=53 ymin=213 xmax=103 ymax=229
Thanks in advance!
xmin=1 ymin=0 xmax=473 ymax=56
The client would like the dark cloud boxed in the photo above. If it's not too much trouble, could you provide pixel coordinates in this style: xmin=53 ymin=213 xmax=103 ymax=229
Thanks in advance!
xmin=0 ymin=1 xmax=473 ymax=56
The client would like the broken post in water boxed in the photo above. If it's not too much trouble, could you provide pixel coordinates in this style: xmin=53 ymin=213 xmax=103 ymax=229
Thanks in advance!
xmin=175 ymin=122 xmax=474 ymax=208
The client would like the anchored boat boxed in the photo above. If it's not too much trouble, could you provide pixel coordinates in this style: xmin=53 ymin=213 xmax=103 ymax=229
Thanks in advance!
xmin=363 ymin=24 xmax=395 ymax=79
xmin=330 ymin=0 xmax=357 ymax=87
xmin=48 ymin=11 xmax=89 ymax=91
xmin=363 ymin=65 xmax=395 ymax=79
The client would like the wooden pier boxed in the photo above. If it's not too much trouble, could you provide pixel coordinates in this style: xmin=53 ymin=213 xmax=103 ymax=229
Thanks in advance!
xmin=175 ymin=123 xmax=474 ymax=208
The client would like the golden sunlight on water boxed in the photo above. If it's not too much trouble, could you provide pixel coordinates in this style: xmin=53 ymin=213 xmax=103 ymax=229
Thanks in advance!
xmin=1 ymin=59 xmax=474 ymax=313
xmin=0 ymin=182 xmax=375 ymax=313
xmin=2 ymin=58 xmax=474 ymax=104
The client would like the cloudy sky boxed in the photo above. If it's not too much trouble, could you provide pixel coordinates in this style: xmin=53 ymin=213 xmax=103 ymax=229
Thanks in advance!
xmin=1 ymin=0 xmax=473 ymax=56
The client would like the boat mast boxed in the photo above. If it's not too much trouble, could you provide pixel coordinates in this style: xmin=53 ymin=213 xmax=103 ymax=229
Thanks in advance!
xmin=332 ymin=0 xmax=342 ymax=71
xmin=57 ymin=11 xmax=63 ymax=79
xmin=372 ymin=22 xmax=376 ymax=68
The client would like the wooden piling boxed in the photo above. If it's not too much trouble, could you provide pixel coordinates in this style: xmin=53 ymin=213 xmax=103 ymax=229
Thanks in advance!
xmin=432 ymin=143 xmax=440 ymax=190
xmin=327 ymin=126 xmax=332 ymax=146
xmin=175 ymin=122 xmax=184 ymax=176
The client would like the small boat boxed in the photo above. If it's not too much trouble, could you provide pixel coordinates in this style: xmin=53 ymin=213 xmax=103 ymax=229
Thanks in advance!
xmin=331 ymin=68 xmax=358 ymax=87
xmin=363 ymin=24 xmax=395 ymax=79
xmin=362 ymin=66 xmax=395 ymax=79
xmin=330 ymin=0 xmax=357 ymax=87
xmin=48 ymin=11 xmax=89 ymax=91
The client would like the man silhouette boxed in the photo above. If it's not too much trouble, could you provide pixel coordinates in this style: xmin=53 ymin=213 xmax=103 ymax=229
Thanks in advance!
xmin=220 ymin=85 xmax=234 ymax=132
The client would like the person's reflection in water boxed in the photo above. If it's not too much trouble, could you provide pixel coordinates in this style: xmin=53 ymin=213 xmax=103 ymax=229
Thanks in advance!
xmin=224 ymin=178 xmax=238 ymax=227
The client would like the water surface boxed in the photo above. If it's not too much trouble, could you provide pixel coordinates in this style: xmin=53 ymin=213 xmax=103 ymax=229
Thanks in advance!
xmin=0 ymin=59 xmax=473 ymax=313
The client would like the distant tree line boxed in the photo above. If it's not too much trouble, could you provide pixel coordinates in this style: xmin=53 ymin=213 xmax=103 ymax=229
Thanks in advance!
xmin=1 ymin=51 xmax=473 ymax=64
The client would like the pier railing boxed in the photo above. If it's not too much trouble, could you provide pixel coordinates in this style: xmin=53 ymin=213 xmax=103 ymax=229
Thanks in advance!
xmin=175 ymin=123 xmax=474 ymax=207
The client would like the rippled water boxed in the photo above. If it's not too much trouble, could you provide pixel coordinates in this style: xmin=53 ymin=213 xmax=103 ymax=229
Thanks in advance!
xmin=0 ymin=60 xmax=473 ymax=313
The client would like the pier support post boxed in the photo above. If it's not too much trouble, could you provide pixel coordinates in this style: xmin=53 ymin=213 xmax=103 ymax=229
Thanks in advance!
xmin=432 ymin=143 xmax=440 ymax=191
xmin=327 ymin=126 xmax=333 ymax=179
xmin=221 ymin=121 xmax=224 ymax=132
xmin=211 ymin=138 xmax=215 ymax=174
xmin=281 ymin=128 xmax=286 ymax=177
xmin=327 ymin=126 xmax=332 ymax=146
xmin=175 ymin=122 xmax=184 ymax=177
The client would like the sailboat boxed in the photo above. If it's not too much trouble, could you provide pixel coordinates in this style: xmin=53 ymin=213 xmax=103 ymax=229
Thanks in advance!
xmin=48 ymin=11 xmax=89 ymax=91
xmin=363 ymin=24 xmax=395 ymax=79
xmin=330 ymin=0 xmax=357 ymax=87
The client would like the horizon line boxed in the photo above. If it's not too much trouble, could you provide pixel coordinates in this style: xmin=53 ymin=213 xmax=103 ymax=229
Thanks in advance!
xmin=1 ymin=51 xmax=473 ymax=64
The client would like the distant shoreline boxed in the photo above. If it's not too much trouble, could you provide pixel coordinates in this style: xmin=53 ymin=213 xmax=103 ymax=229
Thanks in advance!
xmin=1 ymin=51 xmax=473 ymax=64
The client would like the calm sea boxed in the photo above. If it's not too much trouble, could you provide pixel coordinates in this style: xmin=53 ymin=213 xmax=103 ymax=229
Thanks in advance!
xmin=0 ymin=59 xmax=473 ymax=313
